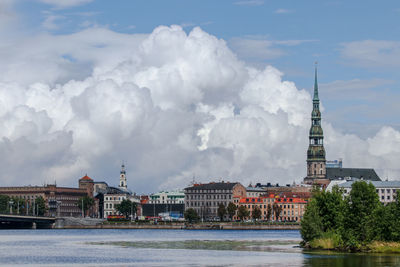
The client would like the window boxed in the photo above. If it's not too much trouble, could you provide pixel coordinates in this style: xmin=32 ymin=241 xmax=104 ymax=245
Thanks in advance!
xmin=382 ymin=196 xmax=384 ymax=200
xmin=387 ymin=196 xmax=391 ymax=200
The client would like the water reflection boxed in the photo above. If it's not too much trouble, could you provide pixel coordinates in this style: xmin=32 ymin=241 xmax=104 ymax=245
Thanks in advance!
xmin=304 ymin=252 xmax=400 ymax=267
xmin=0 ymin=229 xmax=399 ymax=266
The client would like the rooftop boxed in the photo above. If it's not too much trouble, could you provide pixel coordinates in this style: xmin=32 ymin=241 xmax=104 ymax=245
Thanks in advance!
xmin=185 ymin=182 xmax=239 ymax=190
xmin=338 ymin=180 xmax=400 ymax=188
xmin=79 ymin=175 xmax=93 ymax=181
xmin=326 ymin=167 xmax=381 ymax=181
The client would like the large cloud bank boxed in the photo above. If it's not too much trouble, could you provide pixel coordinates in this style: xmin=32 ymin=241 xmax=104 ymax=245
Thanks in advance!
xmin=0 ymin=25 xmax=399 ymax=192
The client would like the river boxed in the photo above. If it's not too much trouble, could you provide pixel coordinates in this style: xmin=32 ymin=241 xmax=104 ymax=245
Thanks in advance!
xmin=0 ymin=229 xmax=399 ymax=266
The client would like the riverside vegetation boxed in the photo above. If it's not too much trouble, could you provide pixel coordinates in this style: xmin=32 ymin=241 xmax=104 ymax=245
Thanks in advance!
xmin=301 ymin=181 xmax=400 ymax=252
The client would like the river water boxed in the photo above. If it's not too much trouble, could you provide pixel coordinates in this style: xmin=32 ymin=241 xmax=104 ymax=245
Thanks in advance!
xmin=0 ymin=229 xmax=399 ymax=266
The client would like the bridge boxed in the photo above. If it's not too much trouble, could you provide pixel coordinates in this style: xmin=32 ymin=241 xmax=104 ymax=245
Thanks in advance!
xmin=0 ymin=214 xmax=56 ymax=229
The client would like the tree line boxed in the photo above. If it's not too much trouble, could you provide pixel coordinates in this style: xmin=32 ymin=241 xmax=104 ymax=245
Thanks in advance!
xmin=184 ymin=202 xmax=283 ymax=222
xmin=301 ymin=181 xmax=400 ymax=251
xmin=0 ymin=195 xmax=46 ymax=216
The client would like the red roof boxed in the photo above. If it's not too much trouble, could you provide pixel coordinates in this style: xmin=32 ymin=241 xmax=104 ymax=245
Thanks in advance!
xmin=79 ymin=175 xmax=93 ymax=181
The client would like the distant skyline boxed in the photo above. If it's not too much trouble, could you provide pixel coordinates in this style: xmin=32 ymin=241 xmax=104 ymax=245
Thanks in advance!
xmin=0 ymin=0 xmax=399 ymax=193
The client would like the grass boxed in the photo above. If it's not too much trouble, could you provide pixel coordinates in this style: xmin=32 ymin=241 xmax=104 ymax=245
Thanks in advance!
xmin=307 ymin=238 xmax=400 ymax=253
xmin=309 ymin=238 xmax=336 ymax=250
xmin=368 ymin=241 xmax=400 ymax=253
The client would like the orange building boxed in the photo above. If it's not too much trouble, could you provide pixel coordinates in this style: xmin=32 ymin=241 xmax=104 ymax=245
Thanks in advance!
xmin=235 ymin=192 xmax=310 ymax=222
xmin=274 ymin=194 xmax=308 ymax=222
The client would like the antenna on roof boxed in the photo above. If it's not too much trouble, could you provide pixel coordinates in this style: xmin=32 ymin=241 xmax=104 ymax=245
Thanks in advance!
xmin=191 ymin=173 xmax=196 ymax=186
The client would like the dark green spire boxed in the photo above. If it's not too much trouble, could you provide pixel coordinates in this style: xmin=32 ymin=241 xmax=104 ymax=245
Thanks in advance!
xmin=313 ymin=62 xmax=319 ymax=101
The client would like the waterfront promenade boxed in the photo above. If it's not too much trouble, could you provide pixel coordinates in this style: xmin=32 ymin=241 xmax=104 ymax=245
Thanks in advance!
xmin=55 ymin=218 xmax=300 ymax=230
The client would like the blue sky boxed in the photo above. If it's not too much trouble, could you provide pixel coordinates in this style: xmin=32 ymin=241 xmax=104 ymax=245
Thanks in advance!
xmin=14 ymin=0 xmax=400 ymax=136
xmin=1 ymin=0 xmax=400 ymax=190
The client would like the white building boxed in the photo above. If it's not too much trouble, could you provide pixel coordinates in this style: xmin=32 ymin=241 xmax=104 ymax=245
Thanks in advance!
xmin=103 ymin=164 xmax=133 ymax=218
xmin=149 ymin=191 xmax=185 ymax=204
xmin=337 ymin=180 xmax=400 ymax=204
xmin=246 ymin=186 xmax=266 ymax=198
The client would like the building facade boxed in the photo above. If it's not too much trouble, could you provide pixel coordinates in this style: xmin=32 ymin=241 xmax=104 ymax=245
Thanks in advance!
xmin=246 ymin=186 xmax=267 ymax=198
xmin=103 ymin=187 xmax=131 ymax=217
xmin=235 ymin=192 xmax=310 ymax=222
xmin=103 ymin=164 xmax=138 ymax=218
xmin=184 ymin=182 xmax=246 ymax=221
xmin=326 ymin=159 xmax=343 ymax=168
xmin=0 ymin=184 xmax=88 ymax=217
xmin=149 ymin=191 xmax=185 ymax=204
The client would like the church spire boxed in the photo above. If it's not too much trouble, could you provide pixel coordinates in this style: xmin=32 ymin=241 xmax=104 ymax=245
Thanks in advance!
xmin=305 ymin=63 xmax=326 ymax=184
xmin=313 ymin=62 xmax=319 ymax=101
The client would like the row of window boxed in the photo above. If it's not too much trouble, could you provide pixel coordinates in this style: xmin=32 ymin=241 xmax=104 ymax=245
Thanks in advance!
xmin=186 ymin=189 xmax=232 ymax=193
xmin=188 ymin=194 xmax=231 ymax=200
xmin=105 ymin=203 xmax=115 ymax=209
xmin=105 ymin=196 xmax=126 ymax=201
xmin=150 ymin=200 xmax=184 ymax=204
xmin=344 ymin=188 xmax=398 ymax=194
xmin=187 ymin=201 xmax=228 ymax=207
xmin=376 ymin=189 xmax=397 ymax=194
xmin=242 ymin=204 xmax=304 ymax=209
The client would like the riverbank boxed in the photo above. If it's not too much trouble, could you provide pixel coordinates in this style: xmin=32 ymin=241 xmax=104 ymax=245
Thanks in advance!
xmin=304 ymin=237 xmax=400 ymax=253
xmin=57 ymin=220 xmax=300 ymax=230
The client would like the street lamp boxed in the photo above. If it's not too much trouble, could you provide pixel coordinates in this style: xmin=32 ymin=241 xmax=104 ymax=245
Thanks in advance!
xmin=131 ymin=201 xmax=133 ymax=222
xmin=81 ymin=198 xmax=84 ymax=217
xmin=9 ymin=200 xmax=14 ymax=214
xmin=57 ymin=201 xmax=61 ymax=217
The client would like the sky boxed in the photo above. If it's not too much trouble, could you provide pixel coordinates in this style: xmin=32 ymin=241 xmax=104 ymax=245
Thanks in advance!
xmin=0 ymin=0 xmax=400 ymax=193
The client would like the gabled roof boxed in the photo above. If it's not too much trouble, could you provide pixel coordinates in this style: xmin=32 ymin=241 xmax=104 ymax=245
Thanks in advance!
xmin=326 ymin=167 xmax=381 ymax=181
xmin=185 ymin=182 xmax=239 ymax=190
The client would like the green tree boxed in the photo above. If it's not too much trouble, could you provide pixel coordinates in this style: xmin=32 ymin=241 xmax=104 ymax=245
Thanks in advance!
xmin=77 ymin=196 xmax=95 ymax=217
xmin=227 ymin=202 xmax=237 ymax=221
xmin=273 ymin=203 xmax=282 ymax=221
xmin=300 ymin=198 xmax=323 ymax=243
xmin=252 ymin=206 xmax=262 ymax=221
xmin=313 ymin=185 xmax=345 ymax=232
xmin=184 ymin=208 xmax=199 ymax=223
xmin=0 ymin=195 xmax=10 ymax=213
xmin=371 ymin=202 xmax=395 ymax=241
xmin=115 ymin=199 xmax=136 ymax=219
xmin=35 ymin=196 xmax=46 ymax=216
xmin=237 ymin=205 xmax=250 ymax=221
xmin=217 ymin=203 xmax=226 ymax=222
xmin=11 ymin=197 xmax=26 ymax=215
xmin=342 ymin=181 xmax=381 ymax=247
xmin=266 ymin=204 xmax=272 ymax=221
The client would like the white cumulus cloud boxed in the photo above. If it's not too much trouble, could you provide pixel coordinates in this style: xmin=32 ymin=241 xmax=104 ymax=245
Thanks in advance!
xmin=0 ymin=25 xmax=400 ymax=193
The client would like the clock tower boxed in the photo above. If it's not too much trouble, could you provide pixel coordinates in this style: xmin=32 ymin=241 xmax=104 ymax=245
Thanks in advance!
xmin=119 ymin=163 xmax=127 ymax=189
